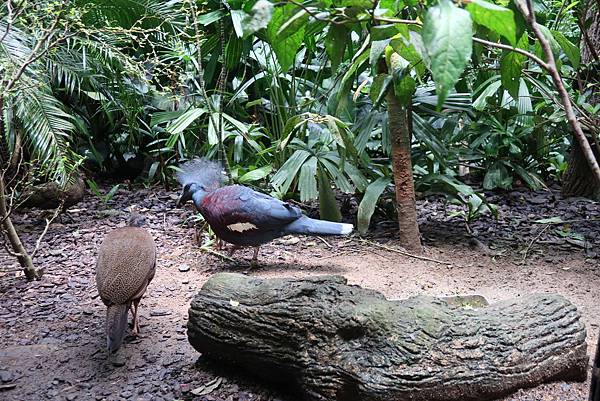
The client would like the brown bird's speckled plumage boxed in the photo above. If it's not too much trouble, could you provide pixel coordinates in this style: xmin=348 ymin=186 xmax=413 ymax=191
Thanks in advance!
xmin=96 ymin=213 xmax=156 ymax=354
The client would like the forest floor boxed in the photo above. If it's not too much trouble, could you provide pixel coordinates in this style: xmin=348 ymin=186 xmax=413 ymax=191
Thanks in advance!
xmin=0 ymin=183 xmax=598 ymax=401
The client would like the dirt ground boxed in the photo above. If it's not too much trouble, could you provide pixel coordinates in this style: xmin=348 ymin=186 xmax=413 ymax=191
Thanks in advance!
xmin=0 ymin=184 xmax=598 ymax=401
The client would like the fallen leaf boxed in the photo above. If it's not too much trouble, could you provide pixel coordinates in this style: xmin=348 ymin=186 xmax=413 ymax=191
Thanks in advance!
xmin=191 ymin=377 xmax=223 ymax=396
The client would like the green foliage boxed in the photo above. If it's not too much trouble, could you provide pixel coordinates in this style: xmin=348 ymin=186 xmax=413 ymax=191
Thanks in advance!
xmin=422 ymin=0 xmax=473 ymax=108
xmin=466 ymin=0 xmax=516 ymax=45
xmin=86 ymin=179 xmax=120 ymax=204
xmin=357 ymin=176 xmax=391 ymax=234
xmin=0 ymin=0 xmax=587 ymax=236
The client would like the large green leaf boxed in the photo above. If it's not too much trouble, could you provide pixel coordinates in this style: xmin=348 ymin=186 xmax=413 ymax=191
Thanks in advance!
xmin=370 ymin=73 xmax=393 ymax=106
xmin=299 ymin=156 xmax=318 ymax=201
xmin=276 ymin=8 xmax=310 ymax=40
xmin=552 ymin=30 xmax=580 ymax=69
xmin=535 ymin=23 xmax=561 ymax=60
xmin=422 ymin=0 xmax=473 ymax=108
xmin=317 ymin=165 xmax=342 ymax=222
xmin=500 ymin=33 xmax=527 ymax=99
xmin=466 ymin=0 xmax=516 ymax=45
xmin=483 ymin=162 xmax=512 ymax=189
xmin=371 ymin=24 xmax=402 ymax=41
xmin=325 ymin=25 xmax=348 ymax=73
xmin=239 ymin=165 xmax=272 ymax=183
xmin=266 ymin=5 xmax=305 ymax=71
xmin=357 ymin=177 xmax=391 ymax=234
xmin=370 ymin=39 xmax=391 ymax=67
xmin=515 ymin=78 xmax=533 ymax=127
xmin=271 ymin=149 xmax=312 ymax=193
xmin=389 ymin=32 xmax=426 ymax=77
xmin=166 ymin=108 xmax=207 ymax=135
xmin=473 ymin=78 xmax=501 ymax=110
xmin=332 ymin=48 xmax=369 ymax=115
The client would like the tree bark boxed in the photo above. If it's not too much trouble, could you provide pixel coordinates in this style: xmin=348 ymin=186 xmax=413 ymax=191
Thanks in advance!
xmin=0 ymin=174 xmax=41 ymax=280
xmin=563 ymin=0 xmax=600 ymax=199
xmin=563 ymin=139 xmax=600 ymax=199
xmin=188 ymin=273 xmax=588 ymax=401
xmin=386 ymin=93 xmax=421 ymax=252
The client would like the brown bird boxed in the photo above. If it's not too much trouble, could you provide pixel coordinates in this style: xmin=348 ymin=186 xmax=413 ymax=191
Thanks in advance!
xmin=95 ymin=213 xmax=156 ymax=355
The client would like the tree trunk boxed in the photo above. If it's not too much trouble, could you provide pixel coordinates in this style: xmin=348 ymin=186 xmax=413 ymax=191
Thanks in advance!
xmin=563 ymin=0 xmax=600 ymax=199
xmin=563 ymin=139 xmax=600 ymax=199
xmin=0 ymin=174 xmax=41 ymax=280
xmin=386 ymin=93 xmax=421 ymax=252
xmin=188 ymin=273 xmax=588 ymax=401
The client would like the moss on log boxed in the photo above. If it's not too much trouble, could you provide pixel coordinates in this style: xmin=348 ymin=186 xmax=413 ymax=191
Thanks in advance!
xmin=188 ymin=273 xmax=588 ymax=401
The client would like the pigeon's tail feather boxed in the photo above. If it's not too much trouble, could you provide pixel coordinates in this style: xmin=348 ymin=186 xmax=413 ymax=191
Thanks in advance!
xmin=284 ymin=216 xmax=353 ymax=236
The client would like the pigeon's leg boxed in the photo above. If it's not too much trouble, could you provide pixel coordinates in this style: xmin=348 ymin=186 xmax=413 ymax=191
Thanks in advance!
xmin=250 ymin=246 xmax=260 ymax=266
xmin=131 ymin=299 xmax=141 ymax=336
xmin=228 ymin=245 xmax=241 ymax=257
xmin=215 ymin=237 xmax=223 ymax=251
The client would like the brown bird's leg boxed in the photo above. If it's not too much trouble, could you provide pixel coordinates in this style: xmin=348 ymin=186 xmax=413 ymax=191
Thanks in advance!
xmin=131 ymin=299 xmax=141 ymax=336
xmin=215 ymin=237 xmax=222 ymax=251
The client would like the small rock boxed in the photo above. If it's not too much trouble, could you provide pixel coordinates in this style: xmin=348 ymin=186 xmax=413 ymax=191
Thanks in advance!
xmin=110 ymin=355 xmax=126 ymax=367
xmin=178 ymin=264 xmax=190 ymax=272
xmin=279 ymin=237 xmax=300 ymax=245
xmin=66 ymin=394 xmax=78 ymax=401
xmin=0 ymin=370 xmax=13 ymax=382
xmin=150 ymin=309 xmax=171 ymax=317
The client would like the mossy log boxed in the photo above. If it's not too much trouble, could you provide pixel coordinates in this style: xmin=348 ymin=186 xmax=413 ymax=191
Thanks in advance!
xmin=188 ymin=273 xmax=588 ymax=401
xmin=22 ymin=176 xmax=85 ymax=210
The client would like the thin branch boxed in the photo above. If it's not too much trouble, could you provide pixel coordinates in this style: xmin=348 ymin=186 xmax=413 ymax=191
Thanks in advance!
xmin=373 ymin=16 xmax=422 ymax=25
xmin=358 ymin=238 xmax=452 ymax=265
xmin=4 ymin=4 xmax=75 ymax=93
xmin=472 ymin=37 xmax=549 ymax=70
xmin=288 ymin=0 xmax=366 ymax=25
xmin=522 ymin=224 xmax=550 ymax=262
xmin=0 ymin=0 xmax=15 ymax=45
xmin=199 ymin=246 xmax=236 ymax=262
xmin=31 ymin=201 xmax=64 ymax=258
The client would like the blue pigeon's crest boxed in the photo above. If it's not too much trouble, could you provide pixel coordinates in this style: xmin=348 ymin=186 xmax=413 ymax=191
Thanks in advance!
xmin=176 ymin=158 xmax=225 ymax=191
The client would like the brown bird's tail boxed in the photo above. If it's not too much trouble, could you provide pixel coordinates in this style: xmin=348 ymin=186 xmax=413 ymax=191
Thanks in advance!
xmin=106 ymin=303 xmax=129 ymax=354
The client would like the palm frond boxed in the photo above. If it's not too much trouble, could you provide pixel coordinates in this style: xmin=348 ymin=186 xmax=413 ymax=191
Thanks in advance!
xmin=13 ymin=83 xmax=78 ymax=182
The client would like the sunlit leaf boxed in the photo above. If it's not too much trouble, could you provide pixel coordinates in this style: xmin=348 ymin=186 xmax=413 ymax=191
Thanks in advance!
xmin=239 ymin=165 xmax=272 ymax=183
xmin=466 ymin=0 xmax=516 ymax=45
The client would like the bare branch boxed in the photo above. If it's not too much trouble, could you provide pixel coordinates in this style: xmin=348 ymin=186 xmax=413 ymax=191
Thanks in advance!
xmin=0 ymin=0 xmax=15 ymax=45
xmin=373 ymin=16 xmax=422 ymax=25
xmin=31 ymin=200 xmax=64 ymax=258
xmin=4 ymin=4 xmax=73 ymax=93
xmin=472 ymin=37 xmax=550 ymax=70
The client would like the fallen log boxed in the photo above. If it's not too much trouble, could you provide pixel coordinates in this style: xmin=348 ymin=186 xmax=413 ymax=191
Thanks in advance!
xmin=188 ymin=273 xmax=588 ymax=401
